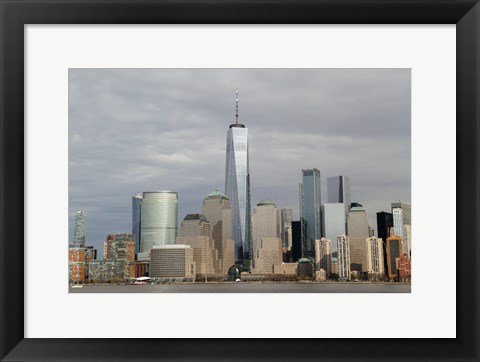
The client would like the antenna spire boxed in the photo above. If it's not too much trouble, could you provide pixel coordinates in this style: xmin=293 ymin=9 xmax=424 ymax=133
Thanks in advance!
xmin=235 ymin=87 xmax=239 ymax=124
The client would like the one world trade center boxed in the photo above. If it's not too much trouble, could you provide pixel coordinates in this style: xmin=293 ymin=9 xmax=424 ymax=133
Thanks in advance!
xmin=225 ymin=89 xmax=252 ymax=268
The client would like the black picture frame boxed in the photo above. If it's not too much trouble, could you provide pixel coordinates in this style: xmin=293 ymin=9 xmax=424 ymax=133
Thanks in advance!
xmin=1 ymin=0 xmax=478 ymax=361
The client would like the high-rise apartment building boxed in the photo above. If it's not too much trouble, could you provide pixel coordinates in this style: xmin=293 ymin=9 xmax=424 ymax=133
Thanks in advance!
xmin=314 ymin=238 xmax=332 ymax=277
xmin=132 ymin=194 xmax=143 ymax=257
xmin=202 ymin=190 xmax=235 ymax=274
xmin=73 ymin=210 xmax=86 ymax=246
xmin=326 ymin=175 xmax=351 ymax=217
xmin=366 ymin=236 xmax=384 ymax=277
xmin=392 ymin=202 xmax=411 ymax=256
xmin=176 ymin=214 xmax=218 ymax=277
xmin=104 ymin=233 xmax=136 ymax=279
xmin=225 ymin=90 xmax=252 ymax=266
xmin=280 ymin=208 xmax=293 ymax=250
xmin=300 ymin=168 xmax=321 ymax=259
xmin=252 ymin=200 xmax=282 ymax=273
xmin=139 ymin=191 xmax=178 ymax=258
xmin=323 ymin=203 xmax=346 ymax=253
xmin=347 ymin=205 xmax=369 ymax=272
xmin=337 ymin=234 xmax=350 ymax=280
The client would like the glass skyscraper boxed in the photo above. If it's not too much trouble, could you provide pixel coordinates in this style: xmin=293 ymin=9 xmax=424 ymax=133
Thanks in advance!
xmin=225 ymin=90 xmax=252 ymax=265
xmin=73 ymin=210 xmax=86 ymax=246
xmin=139 ymin=191 xmax=178 ymax=256
xmin=132 ymin=194 xmax=143 ymax=256
xmin=300 ymin=168 xmax=321 ymax=259
xmin=326 ymin=175 xmax=351 ymax=217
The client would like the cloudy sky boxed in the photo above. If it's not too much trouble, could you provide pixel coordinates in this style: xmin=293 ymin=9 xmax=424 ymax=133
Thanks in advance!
xmin=69 ymin=68 xmax=411 ymax=256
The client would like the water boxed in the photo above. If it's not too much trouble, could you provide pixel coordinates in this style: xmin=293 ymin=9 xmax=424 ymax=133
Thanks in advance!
xmin=70 ymin=282 xmax=411 ymax=293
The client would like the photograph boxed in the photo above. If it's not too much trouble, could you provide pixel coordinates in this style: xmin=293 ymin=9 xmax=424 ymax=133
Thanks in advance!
xmin=68 ymin=68 xmax=412 ymax=293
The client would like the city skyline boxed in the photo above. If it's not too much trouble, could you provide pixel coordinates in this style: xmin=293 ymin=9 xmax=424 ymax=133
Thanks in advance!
xmin=69 ymin=68 xmax=411 ymax=256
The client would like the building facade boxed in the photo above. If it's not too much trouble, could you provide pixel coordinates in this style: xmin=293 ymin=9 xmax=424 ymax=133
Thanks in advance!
xmin=132 ymin=194 xmax=143 ymax=257
xmin=202 ymin=190 xmax=235 ymax=274
xmin=323 ymin=203 xmax=346 ymax=252
xmin=347 ymin=206 xmax=370 ymax=272
xmin=366 ymin=236 xmax=385 ymax=279
xmin=225 ymin=90 xmax=252 ymax=266
xmin=300 ymin=168 xmax=321 ymax=259
xmin=337 ymin=234 xmax=351 ymax=280
xmin=326 ymin=175 xmax=351 ymax=217
xmin=386 ymin=234 xmax=403 ymax=280
xmin=392 ymin=202 xmax=411 ymax=257
xmin=73 ymin=210 xmax=86 ymax=246
xmin=251 ymin=200 xmax=282 ymax=273
xmin=314 ymin=238 xmax=332 ymax=277
xmin=176 ymin=214 xmax=218 ymax=278
xmin=150 ymin=245 xmax=195 ymax=280
xmin=139 ymin=191 xmax=178 ymax=258
xmin=280 ymin=208 xmax=293 ymax=250
xmin=104 ymin=233 xmax=136 ymax=279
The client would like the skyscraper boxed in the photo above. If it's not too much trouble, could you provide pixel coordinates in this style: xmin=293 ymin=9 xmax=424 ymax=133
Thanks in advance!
xmin=326 ymin=175 xmax=351 ymax=217
xmin=323 ymin=203 xmax=346 ymax=252
xmin=139 ymin=191 xmax=178 ymax=259
xmin=225 ymin=89 xmax=252 ymax=267
xmin=74 ymin=210 xmax=86 ymax=247
xmin=300 ymin=168 xmax=321 ymax=259
xmin=132 ymin=194 xmax=143 ymax=257
xmin=392 ymin=202 xmax=411 ymax=257
xmin=366 ymin=236 xmax=384 ymax=278
xmin=337 ymin=234 xmax=351 ymax=280
xmin=386 ymin=233 xmax=402 ymax=280
xmin=315 ymin=238 xmax=332 ymax=277
xmin=202 ymin=190 xmax=235 ymax=274
xmin=251 ymin=199 xmax=282 ymax=273
xmin=176 ymin=214 xmax=218 ymax=277
xmin=280 ymin=208 xmax=293 ymax=250
xmin=347 ymin=205 xmax=369 ymax=272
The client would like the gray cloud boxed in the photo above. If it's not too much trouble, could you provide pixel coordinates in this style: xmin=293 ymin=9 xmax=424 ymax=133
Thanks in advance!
xmin=69 ymin=68 xmax=411 ymax=256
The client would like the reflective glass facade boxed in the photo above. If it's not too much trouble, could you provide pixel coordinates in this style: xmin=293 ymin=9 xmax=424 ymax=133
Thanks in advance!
xmin=300 ymin=168 xmax=321 ymax=258
xmin=132 ymin=194 xmax=142 ymax=256
xmin=323 ymin=203 xmax=346 ymax=252
xmin=140 ymin=191 xmax=178 ymax=253
xmin=225 ymin=124 xmax=251 ymax=262
xmin=326 ymin=175 xmax=351 ymax=217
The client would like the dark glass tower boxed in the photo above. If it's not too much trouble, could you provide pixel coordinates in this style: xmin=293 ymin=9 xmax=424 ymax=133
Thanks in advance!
xmin=225 ymin=89 xmax=252 ymax=267
xmin=300 ymin=168 xmax=321 ymax=259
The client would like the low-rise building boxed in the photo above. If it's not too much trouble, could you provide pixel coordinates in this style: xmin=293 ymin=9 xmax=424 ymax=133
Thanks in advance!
xmin=150 ymin=245 xmax=196 ymax=281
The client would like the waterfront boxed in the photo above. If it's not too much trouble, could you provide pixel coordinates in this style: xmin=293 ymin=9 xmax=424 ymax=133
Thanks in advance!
xmin=70 ymin=282 xmax=411 ymax=293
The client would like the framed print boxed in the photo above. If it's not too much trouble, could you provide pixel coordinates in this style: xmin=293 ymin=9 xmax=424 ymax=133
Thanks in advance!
xmin=1 ymin=1 xmax=479 ymax=361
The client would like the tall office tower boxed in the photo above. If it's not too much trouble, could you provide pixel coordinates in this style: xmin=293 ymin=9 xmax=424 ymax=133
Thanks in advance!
xmin=202 ymin=190 xmax=235 ymax=274
xmin=391 ymin=202 xmax=411 ymax=256
xmin=314 ymin=238 xmax=332 ymax=276
xmin=225 ymin=89 xmax=252 ymax=266
xmin=386 ymin=234 xmax=402 ymax=280
xmin=323 ymin=203 xmax=346 ymax=253
xmin=337 ymin=234 xmax=351 ymax=280
xmin=376 ymin=211 xmax=393 ymax=244
xmin=291 ymin=220 xmax=304 ymax=262
xmin=252 ymin=200 xmax=282 ymax=272
xmin=347 ymin=205 xmax=369 ymax=272
xmin=150 ymin=245 xmax=196 ymax=281
xmin=299 ymin=168 xmax=321 ymax=259
xmin=176 ymin=214 xmax=218 ymax=277
xmin=403 ymin=224 xmax=412 ymax=257
xmin=280 ymin=208 xmax=293 ymax=250
xmin=326 ymin=176 xmax=351 ymax=216
xmin=376 ymin=211 xmax=393 ymax=274
xmin=366 ymin=236 xmax=384 ymax=278
xmin=139 ymin=191 xmax=178 ymax=259
xmin=132 ymin=194 xmax=143 ymax=257
xmin=74 ymin=210 xmax=86 ymax=246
